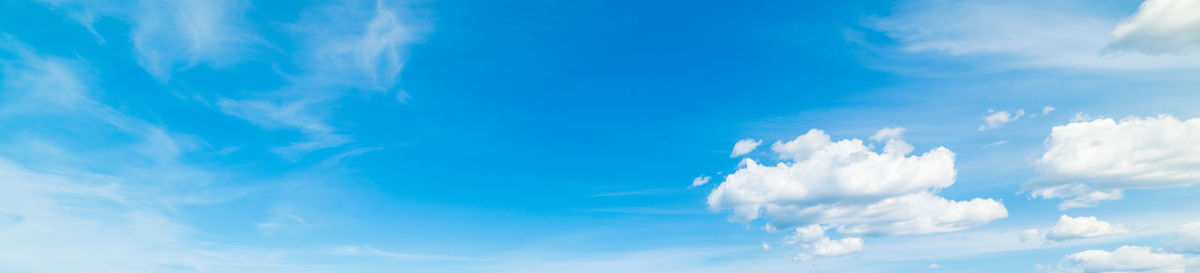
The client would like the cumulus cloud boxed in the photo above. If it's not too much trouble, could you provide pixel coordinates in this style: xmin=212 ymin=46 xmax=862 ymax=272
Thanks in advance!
xmin=1027 ymin=115 xmax=1200 ymax=208
xmin=730 ymin=138 xmax=762 ymax=157
xmin=1055 ymin=246 xmax=1185 ymax=273
xmin=1109 ymin=0 xmax=1200 ymax=55
xmin=1043 ymin=215 xmax=1126 ymax=241
xmin=784 ymin=225 xmax=863 ymax=260
xmin=979 ymin=109 xmax=1025 ymax=130
xmin=707 ymin=128 xmax=1007 ymax=241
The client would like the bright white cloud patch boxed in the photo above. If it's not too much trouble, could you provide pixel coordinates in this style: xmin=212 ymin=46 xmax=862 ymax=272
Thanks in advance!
xmin=979 ymin=109 xmax=1024 ymax=130
xmin=1028 ymin=115 xmax=1200 ymax=208
xmin=1057 ymin=246 xmax=1185 ymax=273
xmin=1044 ymin=215 xmax=1126 ymax=241
xmin=1043 ymin=106 xmax=1057 ymax=115
xmin=707 ymin=128 xmax=1007 ymax=239
xmin=1110 ymin=0 xmax=1200 ymax=55
xmin=784 ymin=225 xmax=863 ymax=260
xmin=730 ymin=138 xmax=762 ymax=157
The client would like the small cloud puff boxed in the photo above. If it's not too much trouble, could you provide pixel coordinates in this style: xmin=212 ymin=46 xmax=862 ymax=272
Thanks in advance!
xmin=869 ymin=127 xmax=905 ymax=141
xmin=979 ymin=109 xmax=1025 ymax=130
xmin=784 ymin=224 xmax=863 ymax=260
xmin=690 ymin=175 xmax=712 ymax=188
xmin=1044 ymin=215 xmax=1126 ymax=241
xmin=730 ymin=138 xmax=762 ymax=157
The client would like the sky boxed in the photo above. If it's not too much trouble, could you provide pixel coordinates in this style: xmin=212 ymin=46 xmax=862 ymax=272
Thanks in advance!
xmin=2 ymin=0 xmax=1200 ymax=272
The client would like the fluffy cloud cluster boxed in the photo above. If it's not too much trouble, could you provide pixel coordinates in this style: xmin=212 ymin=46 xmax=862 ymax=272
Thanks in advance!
xmin=707 ymin=128 xmax=1007 ymax=239
xmin=1024 ymin=215 xmax=1126 ymax=242
xmin=1054 ymin=246 xmax=1185 ymax=273
xmin=1028 ymin=115 xmax=1200 ymax=209
xmin=784 ymin=225 xmax=863 ymax=260
xmin=1110 ymin=0 xmax=1200 ymax=55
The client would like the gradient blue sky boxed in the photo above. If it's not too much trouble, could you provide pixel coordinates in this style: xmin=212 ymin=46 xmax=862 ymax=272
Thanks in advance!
xmin=3 ymin=0 xmax=1200 ymax=272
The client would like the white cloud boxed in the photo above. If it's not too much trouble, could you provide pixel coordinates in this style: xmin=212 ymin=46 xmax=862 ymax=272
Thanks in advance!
xmin=1043 ymin=106 xmax=1057 ymax=115
xmin=929 ymin=263 xmax=943 ymax=269
xmin=1057 ymin=246 xmax=1185 ymax=273
xmin=217 ymin=98 xmax=350 ymax=158
xmin=0 ymin=42 xmax=297 ymax=273
xmin=1020 ymin=228 xmax=1042 ymax=242
xmin=1044 ymin=215 xmax=1126 ymax=241
xmin=38 ymin=0 xmax=420 ymax=157
xmin=1027 ymin=115 xmax=1200 ymax=208
xmin=871 ymin=0 xmax=1200 ymax=71
xmin=979 ymin=109 xmax=1024 ymax=130
xmin=36 ymin=0 xmax=253 ymax=79
xmin=691 ymin=175 xmax=712 ymax=187
xmin=256 ymin=209 xmax=306 ymax=234
xmin=707 ymin=128 xmax=1006 ymax=238
xmin=869 ymin=127 xmax=905 ymax=141
xmin=730 ymin=138 xmax=762 ymax=157
xmin=784 ymin=225 xmax=863 ymax=260
xmin=131 ymin=0 xmax=252 ymax=79
xmin=1109 ymin=0 xmax=1200 ymax=55
xmin=218 ymin=1 xmax=421 ymax=157
xmin=1165 ymin=222 xmax=1200 ymax=253
xmin=330 ymin=245 xmax=465 ymax=261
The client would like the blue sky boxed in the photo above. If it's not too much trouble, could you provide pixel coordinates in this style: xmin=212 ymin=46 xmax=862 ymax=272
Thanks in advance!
xmin=3 ymin=0 xmax=1200 ymax=272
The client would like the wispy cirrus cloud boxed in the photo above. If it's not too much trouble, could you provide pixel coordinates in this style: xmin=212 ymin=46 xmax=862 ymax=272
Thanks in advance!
xmin=0 ymin=39 xmax=302 ymax=273
xmin=868 ymin=0 xmax=1200 ymax=72
xmin=36 ymin=0 xmax=255 ymax=79
xmin=218 ymin=0 xmax=424 ymax=158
